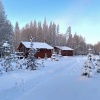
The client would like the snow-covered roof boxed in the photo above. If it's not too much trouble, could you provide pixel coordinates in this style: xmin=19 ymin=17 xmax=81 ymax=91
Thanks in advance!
xmin=21 ymin=42 xmax=53 ymax=49
xmin=55 ymin=46 xmax=74 ymax=51
xmin=88 ymin=47 xmax=92 ymax=51
xmin=2 ymin=42 xmax=10 ymax=47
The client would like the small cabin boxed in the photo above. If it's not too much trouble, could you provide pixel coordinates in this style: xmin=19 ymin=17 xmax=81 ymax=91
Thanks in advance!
xmin=18 ymin=42 xmax=53 ymax=58
xmin=54 ymin=46 xmax=74 ymax=56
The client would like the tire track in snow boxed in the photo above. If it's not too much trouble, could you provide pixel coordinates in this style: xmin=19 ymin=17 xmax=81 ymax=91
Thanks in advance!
xmin=11 ymin=73 xmax=26 ymax=94
xmin=16 ymin=58 xmax=78 ymax=99
xmin=17 ymin=57 xmax=86 ymax=100
xmin=18 ymin=57 xmax=87 ymax=100
xmin=65 ymin=57 xmax=86 ymax=76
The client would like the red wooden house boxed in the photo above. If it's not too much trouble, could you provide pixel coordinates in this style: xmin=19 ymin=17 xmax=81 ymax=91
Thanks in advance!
xmin=54 ymin=46 xmax=74 ymax=56
xmin=18 ymin=42 xmax=53 ymax=58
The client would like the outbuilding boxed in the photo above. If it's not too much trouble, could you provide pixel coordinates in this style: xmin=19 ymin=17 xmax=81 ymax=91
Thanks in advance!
xmin=18 ymin=42 xmax=53 ymax=58
xmin=54 ymin=46 xmax=74 ymax=56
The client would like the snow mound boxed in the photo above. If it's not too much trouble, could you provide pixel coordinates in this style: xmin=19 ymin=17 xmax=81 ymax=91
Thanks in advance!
xmin=79 ymin=76 xmax=89 ymax=80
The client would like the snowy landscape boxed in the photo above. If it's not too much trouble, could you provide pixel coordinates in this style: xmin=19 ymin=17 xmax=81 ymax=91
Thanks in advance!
xmin=0 ymin=55 xmax=100 ymax=100
xmin=1 ymin=0 xmax=100 ymax=100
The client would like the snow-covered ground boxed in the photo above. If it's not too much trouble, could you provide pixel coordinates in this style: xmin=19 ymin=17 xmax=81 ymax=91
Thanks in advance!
xmin=0 ymin=56 xmax=100 ymax=100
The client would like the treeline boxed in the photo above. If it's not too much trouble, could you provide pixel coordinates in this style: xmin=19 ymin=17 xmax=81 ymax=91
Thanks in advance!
xmin=13 ymin=20 xmax=88 ymax=55
xmin=94 ymin=42 xmax=100 ymax=55
xmin=66 ymin=29 xmax=90 ymax=55
xmin=13 ymin=21 xmax=100 ymax=55
xmin=66 ymin=27 xmax=100 ymax=55
xmin=13 ymin=18 xmax=67 ymax=50
xmin=13 ymin=19 xmax=100 ymax=55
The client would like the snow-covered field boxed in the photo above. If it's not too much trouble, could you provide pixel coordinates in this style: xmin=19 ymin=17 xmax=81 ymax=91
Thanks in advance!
xmin=0 ymin=56 xmax=100 ymax=100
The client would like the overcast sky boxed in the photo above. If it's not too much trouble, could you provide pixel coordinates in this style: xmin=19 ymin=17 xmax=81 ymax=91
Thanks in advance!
xmin=2 ymin=0 xmax=100 ymax=44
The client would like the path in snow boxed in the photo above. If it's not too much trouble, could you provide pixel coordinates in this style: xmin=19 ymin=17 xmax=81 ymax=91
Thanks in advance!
xmin=18 ymin=56 xmax=91 ymax=100
xmin=1 ymin=56 xmax=80 ymax=100
xmin=1 ymin=56 xmax=100 ymax=100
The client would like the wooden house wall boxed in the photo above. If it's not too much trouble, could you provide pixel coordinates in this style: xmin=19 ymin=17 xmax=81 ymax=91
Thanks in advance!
xmin=35 ymin=49 xmax=52 ymax=58
xmin=54 ymin=47 xmax=73 ymax=56
xmin=18 ymin=43 xmax=26 ymax=53
xmin=18 ymin=44 xmax=52 ymax=58
xmin=61 ymin=50 xmax=73 ymax=56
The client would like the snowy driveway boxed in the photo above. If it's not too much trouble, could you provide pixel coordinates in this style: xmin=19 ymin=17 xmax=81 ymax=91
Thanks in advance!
xmin=0 ymin=56 xmax=100 ymax=100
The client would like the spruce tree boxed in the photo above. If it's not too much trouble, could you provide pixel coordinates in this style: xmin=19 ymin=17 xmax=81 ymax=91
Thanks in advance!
xmin=65 ymin=26 xmax=71 ymax=40
xmin=26 ymin=37 xmax=38 ymax=70
xmin=14 ymin=22 xmax=20 ymax=51
xmin=0 ymin=0 xmax=13 ymax=45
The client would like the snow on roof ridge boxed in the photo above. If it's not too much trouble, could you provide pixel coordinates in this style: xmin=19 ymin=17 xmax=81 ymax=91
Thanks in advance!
xmin=21 ymin=41 xmax=53 ymax=49
xmin=56 ymin=46 xmax=74 ymax=50
xmin=88 ymin=47 xmax=92 ymax=50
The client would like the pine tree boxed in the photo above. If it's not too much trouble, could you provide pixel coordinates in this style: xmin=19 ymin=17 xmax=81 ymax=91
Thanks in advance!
xmin=43 ymin=18 xmax=48 ymax=42
xmin=52 ymin=22 xmax=56 ymax=46
xmin=30 ymin=21 xmax=36 ymax=41
xmin=48 ymin=21 xmax=53 ymax=45
xmin=26 ymin=37 xmax=38 ymax=70
xmin=0 ymin=0 xmax=13 ymax=44
xmin=37 ymin=22 xmax=43 ymax=42
xmin=33 ymin=20 xmax=37 ymax=42
xmin=65 ymin=26 xmax=71 ymax=40
xmin=57 ymin=24 xmax=59 ymax=34
xmin=24 ymin=23 xmax=31 ymax=41
xmin=2 ymin=41 xmax=12 ymax=72
xmin=14 ymin=22 xmax=20 ymax=51
xmin=66 ymin=33 xmax=73 ymax=48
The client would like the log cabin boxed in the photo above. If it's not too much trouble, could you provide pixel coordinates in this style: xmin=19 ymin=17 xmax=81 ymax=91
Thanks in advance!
xmin=54 ymin=46 xmax=74 ymax=56
xmin=18 ymin=42 xmax=53 ymax=58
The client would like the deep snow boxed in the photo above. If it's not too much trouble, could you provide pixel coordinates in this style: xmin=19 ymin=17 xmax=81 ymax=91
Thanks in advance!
xmin=0 ymin=56 xmax=100 ymax=100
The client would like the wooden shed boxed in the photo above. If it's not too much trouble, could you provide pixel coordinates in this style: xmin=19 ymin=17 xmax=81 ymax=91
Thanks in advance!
xmin=18 ymin=42 xmax=53 ymax=58
xmin=54 ymin=46 xmax=74 ymax=56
